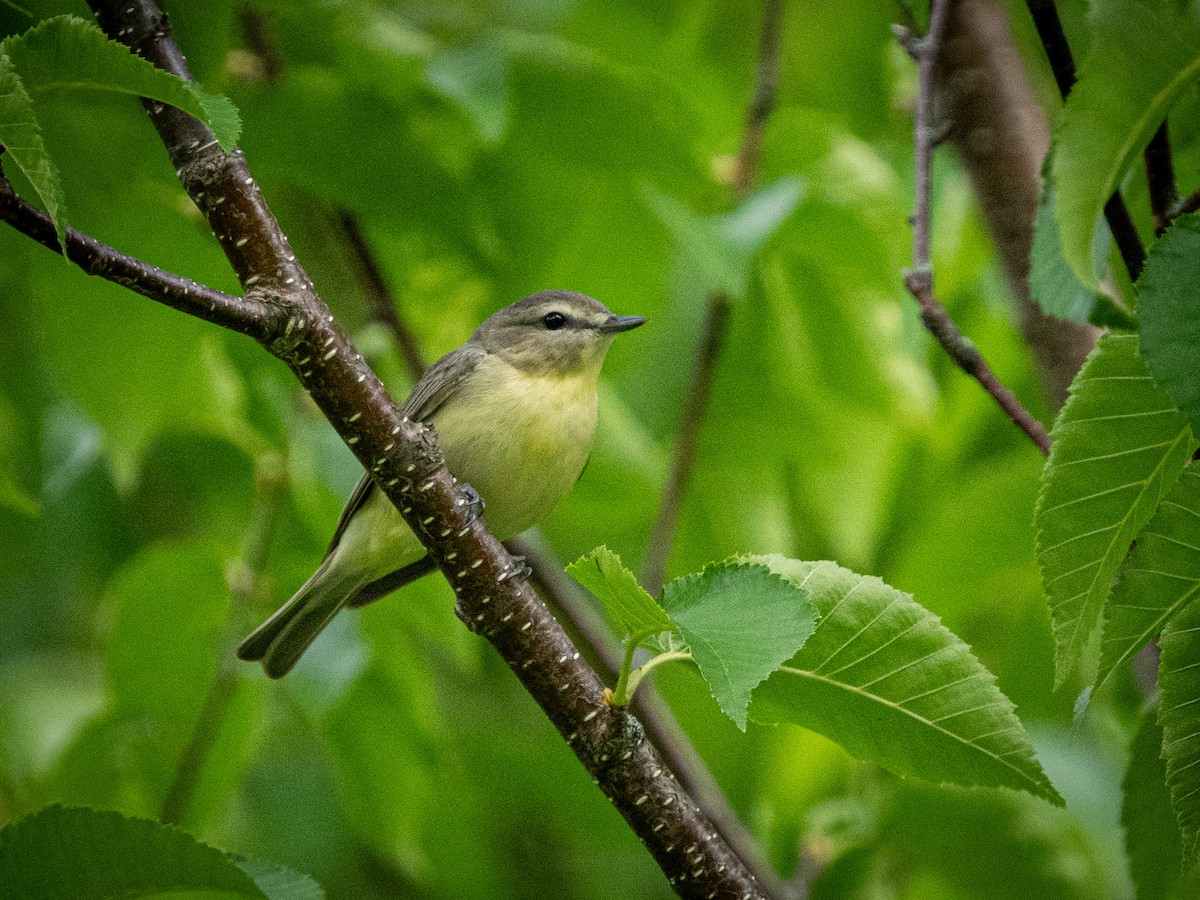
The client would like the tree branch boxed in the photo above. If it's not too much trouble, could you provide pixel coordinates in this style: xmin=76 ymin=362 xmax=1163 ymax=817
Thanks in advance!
xmin=643 ymin=0 xmax=786 ymax=596
xmin=10 ymin=1 xmax=773 ymax=895
xmin=332 ymin=210 xmax=790 ymax=895
xmin=0 ymin=162 xmax=268 ymax=338
xmin=333 ymin=208 xmax=429 ymax=378
xmin=1145 ymin=122 xmax=1177 ymax=237
xmin=931 ymin=0 xmax=1096 ymax=412
xmin=899 ymin=2 xmax=1052 ymax=456
xmin=1023 ymin=0 xmax=1146 ymax=281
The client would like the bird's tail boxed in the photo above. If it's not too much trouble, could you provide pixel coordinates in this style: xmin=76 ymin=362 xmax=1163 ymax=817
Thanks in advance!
xmin=237 ymin=556 xmax=370 ymax=678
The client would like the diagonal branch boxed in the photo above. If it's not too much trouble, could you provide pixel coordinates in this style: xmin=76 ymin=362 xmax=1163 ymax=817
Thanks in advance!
xmin=0 ymin=162 xmax=267 ymax=337
xmin=643 ymin=0 xmax=786 ymax=597
xmin=1145 ymin=122 xmax=1178 ymax=237
xmin=3 ymin=1 xmax=774 ymax=896
xmin=337 ymin=214 xmax=792 ymax=897
xmin=898 ymin=2 xmax=1051 ymax=456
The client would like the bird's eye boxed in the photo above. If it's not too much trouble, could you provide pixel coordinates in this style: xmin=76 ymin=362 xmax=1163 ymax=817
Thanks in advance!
xmin=542 ymin=311 xmax=568 ymax=331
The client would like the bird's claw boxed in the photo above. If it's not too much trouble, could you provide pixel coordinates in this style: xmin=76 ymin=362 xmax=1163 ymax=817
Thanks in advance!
xmin=457 ymin=483 xmax=485 ymax=524
xmin=500 ymin=553 xmax=533 ymax=582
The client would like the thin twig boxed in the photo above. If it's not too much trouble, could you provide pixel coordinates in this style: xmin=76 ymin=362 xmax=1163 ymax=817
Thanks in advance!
xmin=334 ymin=208 xmax=429 ymax=378
xmin=1023 ymin=0 xmax=1145 ymax=281
xmin=1145 ymin=122 xmax=1177 ymax=237
xmin=0 ymin=160 xmax=265 ymax=337
xmin=643 ymin=294 xmax=733 ymax=595
xmin=643 ymin=0 xmax=786 ymax=596
xmin=900 ymin=3 xmax=1052 ymax=456
xmin=160 ymin=459 xmax=286 ymax=825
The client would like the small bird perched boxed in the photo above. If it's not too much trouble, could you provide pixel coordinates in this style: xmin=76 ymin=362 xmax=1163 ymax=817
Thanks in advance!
xmin=238 ymin=290 xmax=645 ymax=677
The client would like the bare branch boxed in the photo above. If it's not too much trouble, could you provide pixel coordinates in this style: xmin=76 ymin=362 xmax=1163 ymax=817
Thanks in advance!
xmin=1145 ymin=122 xmax=1178 ymax=237
xmin=334 ymin=208 xmax=429 ymax=378
xmin=643 ymin=293 xmax=733 ymax=595
xmin=932 ymin=0 xmax=1096 ymax=411
xmin=0 ymin=159 xmax=269 ymax=338
xmin=900 ymin=1 xmax=1052 ymax=456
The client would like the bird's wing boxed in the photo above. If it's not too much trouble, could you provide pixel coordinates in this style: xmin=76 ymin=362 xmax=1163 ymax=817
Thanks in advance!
xmin=322 ymin=343 xmax=487 ymax=557
xmin=400 ymin=343 xmax=486 ymax=420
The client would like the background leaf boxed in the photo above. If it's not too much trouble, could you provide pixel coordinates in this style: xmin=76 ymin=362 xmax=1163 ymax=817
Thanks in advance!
xmin=1027 ymin=157 xmax=1104 ymax=323
xmin=660 ymin=561 xmax=815 ymax=730
xmin=1052 ymin=0 xmax=1200 ymax=287
xmin=1160 ymin=599 xmax=1200 ymax=863
xmin=748 ymin=557 xmax=1061 ymax=803
xmin=1098 ymin=462 xmax=1200 ymax=689
xmin=1139 ymin=213 xmax=1200 ymax=436
xmin=1122 ymin=699 xmax=1200 ymax=900
xmin=1035 ymin=333 xmax=1196 ymax=687
xmin=0 ymin=804 xmax=266 ymax=899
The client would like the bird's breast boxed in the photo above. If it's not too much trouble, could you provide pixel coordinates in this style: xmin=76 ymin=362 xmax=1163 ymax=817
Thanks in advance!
xmin=431 ymin=356 xmax=601 ymax=539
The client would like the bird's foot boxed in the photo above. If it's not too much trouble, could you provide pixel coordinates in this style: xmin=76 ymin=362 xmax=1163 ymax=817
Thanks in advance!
xmin=456 ymin=482 xmax=485 ymax=525
xmin=499 ymin=553 xmax=533 ymax=582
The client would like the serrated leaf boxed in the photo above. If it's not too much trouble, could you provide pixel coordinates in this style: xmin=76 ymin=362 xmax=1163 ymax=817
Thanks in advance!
xmin=643 ymin=177 xmax=804 ymax=299
xmin=0 ymin=805 xmax=266 ymax=899
xmin=1036 ymin=332 xmax=1196 ymax=688
xmin=662 ymin=561 xmax=815 ymax=730
xmin=233 ymin=856 xmax=327 ymax=900
xmin=1099 ymin=463 xmax=1200 ymax=689
xmin=2 ymin=15 xmax=240 ymax=149
xmin=1123 ymin=699 xmax=1200 ymax=900
xmin=1161 ymin=599 xmax=1200 ymax=863
xmin=1139 ymin=213 xmax=1200 ymax=435
xmin=1053 ymin=0 xmax=1200 ymax=287
xmin=748 ymin=557 xmax=1062 ymax=803
xmin=0 ymin=52 xmax=67 ymax=249
xmin=567 ymin=546 xmax=674 ymax=643
xmin=1028 ymin=155 xmax=1105 ymax=322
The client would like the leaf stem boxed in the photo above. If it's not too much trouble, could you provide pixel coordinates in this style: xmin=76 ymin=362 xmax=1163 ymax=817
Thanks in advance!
xmin=624 ymin=650 xmax=694 ymax=705
xmin=612 ymin=639 xmax=642 ymax=706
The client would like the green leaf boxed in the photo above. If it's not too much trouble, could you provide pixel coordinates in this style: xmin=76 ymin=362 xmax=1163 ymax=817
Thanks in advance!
xmin=1098 ymin=462 xmax=1200 ymax=689
xmin=567 ymin=546 xmax=674 ymax=643
xmin=2 ymin=15 xmax=240 ymax=149
xmin=0 ymin=805 xmax=266 ymax=899
xmin=748 ymin=557 xmax=1062 ymax=803
xmin=1161 ymin=599 xmax=1200 ymax=863
xmin=1123 ymin=699 xmax=1200 ymax=900
xmin=1052 ymin=0 xmax=1200 ymax=287
xmin=106 ymin=542 xmax=228 ymax=717
xmin=233 ymin=856 xmax=327 ymax=900
xmin=661 ymin=561 xmax=816 ymax=730
xmin=643 ymin=177 xmax=804 ymax=299
xmin=1035 ymin=333 xmax=1196 ymax=687
xmin=426 ymin=39 xmax=508 ymax=145
xmin=0 ymin=52 xmax=67 ymax=249
xmin=1028 ymin=156 xmax=1104 ymax=322
xmin=1139 ymin=213 xmax=1200 ymax=435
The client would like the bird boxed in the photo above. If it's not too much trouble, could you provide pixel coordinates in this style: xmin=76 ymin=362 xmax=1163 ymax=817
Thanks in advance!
xmin=237 ymin=290 xmax=646 ymax=677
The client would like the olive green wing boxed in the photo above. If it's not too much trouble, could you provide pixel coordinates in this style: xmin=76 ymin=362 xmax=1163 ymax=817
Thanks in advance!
xmin=322 ymin=343 xmax=486 ymax=555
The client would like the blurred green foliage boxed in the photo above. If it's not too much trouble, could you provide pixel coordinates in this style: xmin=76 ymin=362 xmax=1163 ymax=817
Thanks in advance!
xmin=0 ymin=0 xmax=1150 ymax=897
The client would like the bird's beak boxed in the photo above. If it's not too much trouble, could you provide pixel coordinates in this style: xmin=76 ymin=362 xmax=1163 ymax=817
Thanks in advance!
xmin=599 ymin=314 xmax=647 ymax=333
